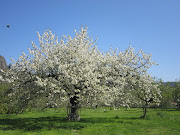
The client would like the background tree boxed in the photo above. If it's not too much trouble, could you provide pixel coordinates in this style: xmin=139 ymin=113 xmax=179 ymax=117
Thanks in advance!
xmin=0 ymin=82 xmax=14 ymax=114
xmin=159 ymin=82 xmax=174 ymax=108
xmin=173 ymin=79 xmax=180 ymax=109
xmin=158 ymin=80 xmax=180 ymax=109
xmin=130 ymin=74 xmax=161 ymax=118
xmin=104 ymin=47 xmax=160 ymax=117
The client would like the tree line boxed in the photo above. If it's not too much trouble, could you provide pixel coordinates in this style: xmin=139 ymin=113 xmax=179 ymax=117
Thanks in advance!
xmin=158 ymin=80 xmax=180 ymax=109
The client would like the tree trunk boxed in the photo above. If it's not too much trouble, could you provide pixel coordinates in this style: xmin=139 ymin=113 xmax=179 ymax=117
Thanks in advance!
xmin=142 ymin=102 xmax=148 ymax=118
xmin=67 ymin=96 xmax=81 ymax=121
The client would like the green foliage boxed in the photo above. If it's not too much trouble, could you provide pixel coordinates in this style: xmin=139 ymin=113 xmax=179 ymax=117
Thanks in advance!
xmin=174 ymin=81 xmax=180 ymax=109
xmin=159 ymin=81 xmax=180 ymax=109
xmin=0 ymin=82 xmax=54 ymax=114
xmin=0 ymin=108 xmax=179 ymax=135
xmin=0 ymin=82 xmax=12 ymax=92
xmin=0 ymin=82 xmax=14 ymax=114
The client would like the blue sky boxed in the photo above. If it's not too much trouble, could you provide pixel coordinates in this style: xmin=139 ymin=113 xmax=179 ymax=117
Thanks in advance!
xmin=0 ymin=0 xmax=180 ymax=82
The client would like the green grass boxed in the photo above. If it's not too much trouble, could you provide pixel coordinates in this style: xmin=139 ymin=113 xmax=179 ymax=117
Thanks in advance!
xmin=0 ymin=107 xmax=179 ymax=135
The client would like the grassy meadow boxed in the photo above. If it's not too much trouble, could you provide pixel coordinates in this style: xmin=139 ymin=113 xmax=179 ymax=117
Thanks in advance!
xmin=0 ymin=107 xmax=179 ymax=135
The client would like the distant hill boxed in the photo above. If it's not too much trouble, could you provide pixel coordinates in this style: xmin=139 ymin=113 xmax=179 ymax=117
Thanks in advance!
xmin=0 ymin=55 xmax=8 ymax=71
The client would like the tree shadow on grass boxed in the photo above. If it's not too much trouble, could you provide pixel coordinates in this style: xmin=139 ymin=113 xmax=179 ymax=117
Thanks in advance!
xmin=160 ymin=109 xmax=180 ymax=111
xmin=0 ymin=116 xmax=143 ymax=131
xmin=80 ymin=116 xmax=142 ymax=124
xmin=147 ymin=108 xmax=179 ymax=112
xmin=0 ymin=116 xmax=86 ymax=131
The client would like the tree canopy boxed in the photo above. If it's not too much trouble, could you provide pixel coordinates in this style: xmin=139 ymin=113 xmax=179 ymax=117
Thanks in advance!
xmin=0 ymin=27 xmax=161 ymax=114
